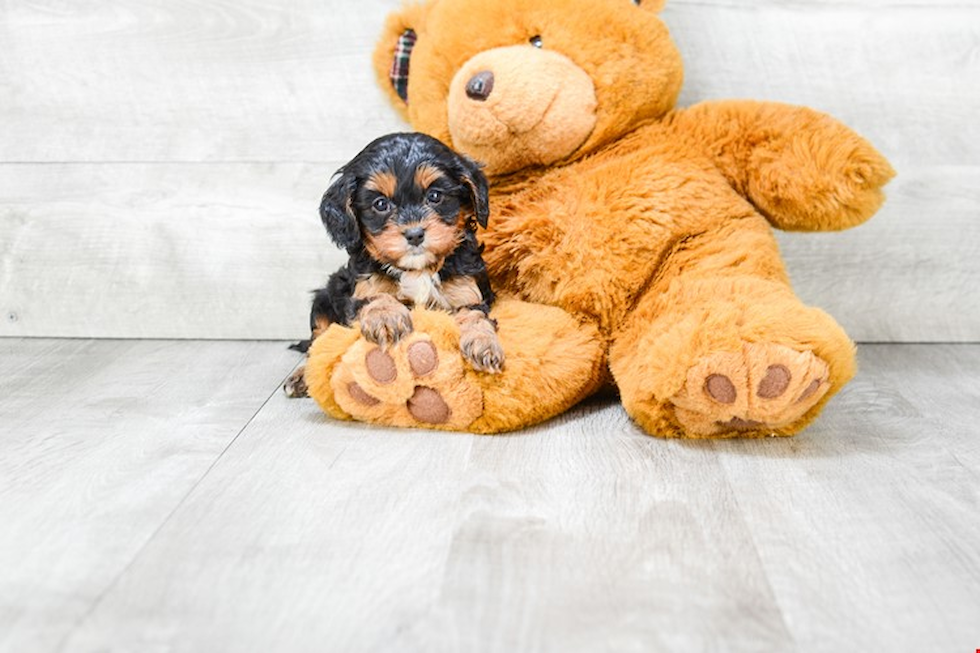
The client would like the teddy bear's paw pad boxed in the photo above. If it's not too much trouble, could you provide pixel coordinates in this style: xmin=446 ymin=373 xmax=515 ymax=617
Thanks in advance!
xmin=407 ymin=386 xmax=452 ymax=424
xmin=669 ymin=343 xmax=830 ymax=437
xmin=329 ymin=333 xmax=483 ymax=430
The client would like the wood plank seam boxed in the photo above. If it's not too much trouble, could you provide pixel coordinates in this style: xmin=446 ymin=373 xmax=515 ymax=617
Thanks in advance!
xmin=50 ymin=378 xmax=286 ymax=651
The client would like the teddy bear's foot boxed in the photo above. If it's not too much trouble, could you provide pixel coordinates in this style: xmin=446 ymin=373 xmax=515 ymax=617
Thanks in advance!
xmin=303 ymin=299 xmax=606 ymax=433
xmin=329 ymin=331 xmax=485 ymax=430
xmin=668 ymin=342 xmax=831 ymax=437
xmin=610 ymin=274 xmax=857 ymax=438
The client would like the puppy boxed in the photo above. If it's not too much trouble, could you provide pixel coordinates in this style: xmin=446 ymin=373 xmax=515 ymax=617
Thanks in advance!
xmin=285 ymin=132 xmax=504 ymax=398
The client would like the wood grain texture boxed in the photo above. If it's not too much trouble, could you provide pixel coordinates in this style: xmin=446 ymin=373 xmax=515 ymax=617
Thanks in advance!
xmin=0 ymin=162 xmax=347 ymax=339
xmin=1 ymin=0 xmax=975 ymax=167
xmin=60 ymin=386 xmax=480 ymax=653
xmin=0 ymin=338 xmax=299 ymax=653
xmin=0 ymin=0 xmax=405 ymax=163
xmin=1 ymin=341 xmax=975 ymax=652
xmin=666 ymin=3 xmax=980 ymax=169
xmin=1 ymin=163 xmax=976 ymax=341
xmin=777 ymin=165 xmax=980 ymax=343
xmin=57 ymin=395 xmax=794 ymax=653
xmin=1 ymin=0 xmax=977 ymax=340
xmin=711 ymin=343 xmax=980 ymax=653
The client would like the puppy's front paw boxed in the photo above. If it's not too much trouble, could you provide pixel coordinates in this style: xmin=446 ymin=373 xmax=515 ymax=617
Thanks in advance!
xmin=456 ymin=309 xmax=504 ymax=374
xmin=359 ymin=295 xmax=413 ymax=349
xmin=461 ymin=330 xmax=505 ymax=374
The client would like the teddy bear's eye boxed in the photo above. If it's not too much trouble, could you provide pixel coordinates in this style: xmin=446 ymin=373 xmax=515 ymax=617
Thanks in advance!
xmin=529 ymin=35 xmax=543 ymax=49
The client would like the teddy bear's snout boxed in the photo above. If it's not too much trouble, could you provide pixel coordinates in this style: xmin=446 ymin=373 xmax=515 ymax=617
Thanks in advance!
xmin=465 ymin=71 xmax=494 ymax=102
xmin=448 ymin=45 xmax=598 ymax=175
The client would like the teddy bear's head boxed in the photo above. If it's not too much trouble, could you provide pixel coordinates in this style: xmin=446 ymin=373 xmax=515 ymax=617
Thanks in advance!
xmin=374 ymin=0 xmax=684 ymax=177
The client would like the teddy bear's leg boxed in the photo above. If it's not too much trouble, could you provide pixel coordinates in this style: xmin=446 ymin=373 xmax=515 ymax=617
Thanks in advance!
xmin=304 ymin=298 xmax=605 ymax=434
xmin=609 ymin=217 xmax=855 ymax=438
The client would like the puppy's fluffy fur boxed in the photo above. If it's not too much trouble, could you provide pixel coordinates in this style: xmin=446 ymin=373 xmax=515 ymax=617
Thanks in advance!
xmin=286 ymin=132 xmax=503 ymax=397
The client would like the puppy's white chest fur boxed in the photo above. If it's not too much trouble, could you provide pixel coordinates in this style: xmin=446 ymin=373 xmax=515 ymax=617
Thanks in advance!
xmin=397 ymin=270 xmax=451 ymax=311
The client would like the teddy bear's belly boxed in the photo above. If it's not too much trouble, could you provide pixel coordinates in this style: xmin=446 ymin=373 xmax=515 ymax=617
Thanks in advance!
xmin=484 ymin=150 xmax=756 ymax=333
xmin=487 ymin=218 xmax=672 ymax=333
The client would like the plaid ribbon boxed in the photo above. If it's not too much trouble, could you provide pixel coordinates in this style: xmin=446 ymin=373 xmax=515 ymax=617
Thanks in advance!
xmin=390 ymin=29 xmax=417 ymax=102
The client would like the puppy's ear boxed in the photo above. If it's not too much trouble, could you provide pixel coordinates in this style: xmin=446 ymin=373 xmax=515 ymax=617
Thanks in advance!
xmin=456 ymin=155 xmax=490 ymax=229
xmin=319 ymin=171 xmax=361 ymax=249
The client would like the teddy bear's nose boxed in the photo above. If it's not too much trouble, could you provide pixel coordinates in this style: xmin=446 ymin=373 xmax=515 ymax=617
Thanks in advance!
xmin=465 ymin=71 xmax=495 ymax=101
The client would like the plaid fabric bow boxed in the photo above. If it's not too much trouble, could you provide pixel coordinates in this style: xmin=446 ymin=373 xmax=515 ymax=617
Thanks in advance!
xmin=390 ymin=29 xmax=417 ymax=102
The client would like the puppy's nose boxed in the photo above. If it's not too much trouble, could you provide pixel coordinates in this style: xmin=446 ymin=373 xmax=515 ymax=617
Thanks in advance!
xmin=465 ymin=71 xmax=494 ymax=101
xmin=403 ymin=226 xmax=426 ymax=247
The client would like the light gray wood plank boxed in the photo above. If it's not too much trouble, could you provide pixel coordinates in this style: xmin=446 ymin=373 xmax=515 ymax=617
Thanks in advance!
xmin=666 ymin=4 xmax=980 ymax=170
xmin=0 ymin=162 xmax=347 ymax=340
xmin=0 ymin=0 xmax=405 ymax=163
xmin=57 ymin=396 xmax=792 ymax=653
xmin=57 ymin=392 xmax=479 ymax=653
xmin=678 ymin=0 xmax=979 ymax=5
xmin=2 ymin=341 xmax=978 ymax=651
xmin=1 ymin=1 xmax=976 ymax=343
xmin=2 ymin=163 xmax=976 ymax=342
xmin=422 ymin=417 xmax=791 ymax=653
xmin=0 ymin=338 xmax=300 ymax=653
xmin=711 ymin=344 xmax=980 ymax=652
xmin=855 ymin=344 xmax=980 ymax=465
xmin=0 ymin=1 xmax=975 ymax=168
xmin=777 ymin=165 xmax=980 ymax=343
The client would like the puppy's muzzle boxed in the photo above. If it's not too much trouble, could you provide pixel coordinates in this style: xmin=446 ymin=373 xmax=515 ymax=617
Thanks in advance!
xmin=403 ymin=226 xmax=426 ymax=247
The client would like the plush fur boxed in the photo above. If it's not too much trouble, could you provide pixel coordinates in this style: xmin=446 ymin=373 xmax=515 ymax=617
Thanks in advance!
xmin=305 ymin=0 xmax=895 ymax=437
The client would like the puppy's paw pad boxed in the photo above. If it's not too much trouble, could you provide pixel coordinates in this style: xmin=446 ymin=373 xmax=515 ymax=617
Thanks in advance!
xmin=670 ymin=342 xmax=830 ymax=437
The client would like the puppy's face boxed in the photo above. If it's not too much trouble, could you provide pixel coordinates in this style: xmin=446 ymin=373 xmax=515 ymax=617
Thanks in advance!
xmin=357 ymin=159 xmax=466 ymax=271
xmin=320 ymin=133 xmax=490 ymax=271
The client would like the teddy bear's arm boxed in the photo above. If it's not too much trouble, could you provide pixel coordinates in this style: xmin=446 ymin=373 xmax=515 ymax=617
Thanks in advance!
xmin=668 ymin=100 xmax=895 ymax=231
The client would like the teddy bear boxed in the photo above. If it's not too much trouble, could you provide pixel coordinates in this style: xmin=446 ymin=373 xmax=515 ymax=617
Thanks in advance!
xmin=303 ymin=0 xmax=895 ymax=438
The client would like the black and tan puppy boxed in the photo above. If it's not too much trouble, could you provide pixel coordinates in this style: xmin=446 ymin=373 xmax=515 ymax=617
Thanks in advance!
xmin=285 ymin=132 xmax=503 ymax=397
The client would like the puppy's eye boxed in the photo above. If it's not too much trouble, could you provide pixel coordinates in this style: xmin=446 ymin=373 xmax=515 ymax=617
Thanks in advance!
xmin=372 ymin=197 xmax=391 ymax=213
xmin=529 ymin=35 xmax=543 ymax=49
xmin=425 ymin=189 xmax=443 ymax=204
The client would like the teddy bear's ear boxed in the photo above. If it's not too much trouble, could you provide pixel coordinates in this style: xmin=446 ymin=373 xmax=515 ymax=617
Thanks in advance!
xmin=373 ymin=3 xmax=429 ymax=118
xmin=631 ymin=0 xmax=667 ymax=12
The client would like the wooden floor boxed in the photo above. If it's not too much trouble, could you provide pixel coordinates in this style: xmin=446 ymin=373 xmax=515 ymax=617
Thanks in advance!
xmin=1 ymin=339 xmax=977 ymax=653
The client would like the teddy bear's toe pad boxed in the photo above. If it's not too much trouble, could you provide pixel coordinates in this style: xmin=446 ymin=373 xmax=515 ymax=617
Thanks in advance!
xmin=329 ymin=333 xmax=483 ymax=430
xmin=407 ymin=386 xmax=452 ymax=424
xmin=670 ymin=343 xmax=830 ymax=436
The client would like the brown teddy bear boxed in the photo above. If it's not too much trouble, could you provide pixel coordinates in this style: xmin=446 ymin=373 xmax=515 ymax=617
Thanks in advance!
xmin=304 ymin=0 xmax=895 ymax=437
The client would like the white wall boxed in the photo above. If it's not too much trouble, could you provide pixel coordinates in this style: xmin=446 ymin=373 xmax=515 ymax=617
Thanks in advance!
xmin=1 ymin=0 xmax=977 ymax=341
